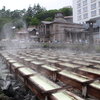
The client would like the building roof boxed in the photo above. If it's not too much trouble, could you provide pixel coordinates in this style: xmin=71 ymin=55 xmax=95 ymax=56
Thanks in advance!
xmin=38 ymin=12 xmax=86 ymax=31
xmin=16 ymin=29 xmax=29 ymax=34
xmin=53 ymin=17 xmax=68 ymax=23
xmin=27 ymin=26 xmax=36 ymax=32
xmin=64 ymin=16 xmax=73 ymax=18
xmin=41 ymin=21 xmax=53 ymax=24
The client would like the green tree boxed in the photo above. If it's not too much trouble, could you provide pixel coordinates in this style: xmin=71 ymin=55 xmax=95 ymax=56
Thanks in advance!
xmin=45 ymin=17 xmax=53 ymax=21
xmin=59 ymin=8 xmax=72 ymax=16
xmin=22 ymin=16 xmax=31 ymax=27
xmin=11 ymin=10 xmax=23 ymax=20
xmin=35 ymin=9 xmax=58 ymax=21
xmin=30 ymin=17 xmax=40 ymax=26
xmin=13 ymin=19 xmax=24 ymax=29
xmin=26 ymin=6 xmax=33 ymax=17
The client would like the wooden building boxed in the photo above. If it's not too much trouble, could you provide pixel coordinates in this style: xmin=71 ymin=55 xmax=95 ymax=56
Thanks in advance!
xmin=16 ymin=29 xmax=29 ymax=40
xmin=15 ymin=26 xmax=39 ymax=42
xmin=38 ymin=12 xmax=88 ymax=43
xmin=27 ymin=26 xmax=39 ymax=41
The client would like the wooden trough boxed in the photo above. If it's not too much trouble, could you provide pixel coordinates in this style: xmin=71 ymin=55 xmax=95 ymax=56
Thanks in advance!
xmin=0 ymin=53 xmax=9 ymax=60
xmin=7 ymin=59 xmax=17 ymax=69
xmin=47 ymin=56 xmax=57 ymax=60
xmin=23 ymin=58 xmax=33 ymax=66
xmin=85 ymin=59 xmax=100 ymax=65
xmin=27 ymin=74 xmax=83 ymax=100
xmin=56 ymin=70 xmax=93 ymax=97
xmin=55 ymin=62 xmax=81 ymax=71
xmin=87 ymin=79 xmax=100 ymax=99
xmin=10 ymin=62 xmax=25 ymax=73
xmin=4 ymin=57 xmax=13 ymax=65
xmin=1 ymin=50 xmax=100 ymax=100
xmin=77 ymin=66 xmax=100 ymax=79
xmin=36 ymin=57 xmax=47 ymax=61
xmin=58 ymin=58 xmax=71 ymax=63
xmin=56 ymin=70 xmax=100 ymax=99
xmin=30 ymin=61 xmax=44 ymax=71
xmin=17 ymin=67 xmax=37 ymax=82
xmin=71 ymin=61 xmax=93 ymax=67
xmin=18 ymin=56 xmax=26 ymax=64
xmin=46 ymin=60 xmax=59 ymax=65
xmin=40 ymin=64 xmax=61 ymax=81
xmin=49 ymin=90 xmax=84 ymax=100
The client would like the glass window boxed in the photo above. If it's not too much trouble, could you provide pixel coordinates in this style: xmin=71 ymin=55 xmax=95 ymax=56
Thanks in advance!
xmin=99 ymin=9 xmax=100 ymax=15
xmin=83 ymin=0 xmax=87 ymax=6
xmin=99 ymin=1 xmax=100 ymax=7
xmin=77 ymin=0 xmax=81 ymax=2
xmin=83 ymin=13 xmax=88 ymax=18
xmin=91 ymin=10 xmax=96 ymax=16
xmin=91 ymin=3 xmax=96 ymax=9
xmin=77 ymin=3 xmax=81 ymax=8
xmin=91 ymin=0 xmax=96 ymax=2
xmin=78 ymin=15 xmax=82 ymax=20
xmin=77 ymin=9 xmax=81 ymax=14
xmin=83 ymin=7 xmax=88 ymax=12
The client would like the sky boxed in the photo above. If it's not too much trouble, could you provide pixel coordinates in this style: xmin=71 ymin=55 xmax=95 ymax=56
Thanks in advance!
xmin=0 ymin=0 xmax=72 ymax=11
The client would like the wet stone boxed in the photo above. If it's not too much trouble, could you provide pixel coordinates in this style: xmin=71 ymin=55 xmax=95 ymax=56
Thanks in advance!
xmin=0 ymin=57 xmax=37 ymax=100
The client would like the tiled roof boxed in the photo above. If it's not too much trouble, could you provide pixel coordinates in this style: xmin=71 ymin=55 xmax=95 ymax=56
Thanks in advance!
xmin=64 ymin=16 xmax=73 ymax=18
xmin=53 ymin=17 xmax=68 ymax=23
xmin=41 ymin=21 xmax=53 ymax=24
xmin=16 ymin=29 xmax=29 ymax=34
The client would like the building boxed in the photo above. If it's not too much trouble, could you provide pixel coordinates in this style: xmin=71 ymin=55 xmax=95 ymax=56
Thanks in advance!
xmin=73 ymin=0 xmax=100 ymax=41
xmin=73 ymin=0 xmax=100 ymax=24
xmin=64 ymin=16 xmax=73 ymax=22
xmin=83 ymin=17 xmax=100 ymax=42
xmin=38 ymin=12 xmax=88 ymax=43
xmin=27 ymin=26 xmax=39 ymax=41
xmin=15 ymin=26 xmax=39 ymax=42
xmin=16 ymin=29 xmax=29 ymax=40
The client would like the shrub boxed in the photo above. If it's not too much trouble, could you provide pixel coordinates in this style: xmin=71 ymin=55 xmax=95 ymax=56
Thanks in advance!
xmin=43 ymin=44 xmax=48 ymax=48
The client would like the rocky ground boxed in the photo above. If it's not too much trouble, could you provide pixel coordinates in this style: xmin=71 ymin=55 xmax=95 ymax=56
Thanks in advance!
xmin=0 ymin=57 xmax=37 ymax=100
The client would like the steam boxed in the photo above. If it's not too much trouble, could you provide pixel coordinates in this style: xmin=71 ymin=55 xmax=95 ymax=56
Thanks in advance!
xmin=1 ymin=23 xmax=13 ymax=40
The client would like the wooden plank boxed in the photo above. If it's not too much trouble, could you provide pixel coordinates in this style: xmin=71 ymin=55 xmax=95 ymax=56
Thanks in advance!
xmin=77 ymin=67 xmax=100 ymax=78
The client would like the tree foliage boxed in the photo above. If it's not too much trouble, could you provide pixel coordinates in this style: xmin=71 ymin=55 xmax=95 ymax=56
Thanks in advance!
xmin=44 ymin=17 xmax=53 ymax=21
xmin=30 ymin=17 xmax=40 ymax=26
xmin=59 ymin=8 xmax=72 ymax=16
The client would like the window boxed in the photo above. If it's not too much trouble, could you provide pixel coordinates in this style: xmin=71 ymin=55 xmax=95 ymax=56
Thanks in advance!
xmin=91 ymin=3 xmax=96 ymax=9
xmin=83 ymin=7 xmax=88 ymax=12
xmin=77 ymin=0 xmax=81 ymax=2
xmin=91 ymin=10 xmax=96 ymax=16
xmin=78 ymin=15 xmax=82 ymax=20
xmin=83 ymin=0 xmax=87 ymax=6
xmin=99 ymin=1 xmax=100 ymax=7
xmin=83 ymin=13 xmax=88 ymax=18
xmin=93 ymin=28 xmax=99 ymax=32
xmin=99 ymin=9 xmax=100 ymax=15
xmin=77 ymin=3 xmax=81 ymax=8
xmin=77 ymin=9 xmax=81 ymax=14
xmin=91 ymin=0 xmax=96 ymax=2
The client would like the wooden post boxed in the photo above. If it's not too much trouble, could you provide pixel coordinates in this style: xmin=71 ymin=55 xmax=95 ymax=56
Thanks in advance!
xmin=86 ymin=20 xmax=96 ymax=52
